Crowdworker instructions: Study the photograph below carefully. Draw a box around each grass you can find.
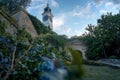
[82,65,120,80]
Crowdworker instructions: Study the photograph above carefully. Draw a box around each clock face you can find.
[43,15,48,21]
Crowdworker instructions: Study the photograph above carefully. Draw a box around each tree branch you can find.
[17,44,32,62]
[3,47,17,80]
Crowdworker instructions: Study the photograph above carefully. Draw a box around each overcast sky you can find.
[27,0,120,37]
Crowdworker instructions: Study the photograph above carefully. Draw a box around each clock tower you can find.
[42,4,53,30]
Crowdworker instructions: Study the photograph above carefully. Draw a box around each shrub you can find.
[108,56,118,59]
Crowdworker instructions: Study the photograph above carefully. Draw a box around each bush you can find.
[67,48,83,80]
[28,14,52,34]
[0,28,70,80]
[108,56,118,59]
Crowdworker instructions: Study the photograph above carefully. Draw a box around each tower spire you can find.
[47,3,49,7]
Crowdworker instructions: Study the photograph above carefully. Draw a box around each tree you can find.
[28,14,51,34]
[0,0,31,13]
[81,12,120,60]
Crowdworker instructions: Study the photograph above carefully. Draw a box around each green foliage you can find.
[81,12,120,60]
[67,48,83,80]
[0,30,31,80]
[0,9,83,80]
[28,14,52,34]
[38,33,68,49]
[108,56,118,59]
[0,19,7,35]
[0,19,70,79]
[0,30,39,79]
[0,0,31,13]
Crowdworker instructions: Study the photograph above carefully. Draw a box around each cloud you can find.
[27,0,59,19]
[105,2,120,10]
[105,0,120,7]
[73,3,96,18]
[27,0,59,12]
[27,0,59,15]
[73,3,91,17]
[53,14,65,30]
[104,0,120,11]
[74,25,86,36]
[74,22,79,25]
[31,0,59,7]
[27,4,46,11]
[109,0,120,4]
[51,0,59,7]
[53,24,72,37]
[52,2,97,37]
[66,28,71,33]
[99,9,108,14]
[52,13,73,37]
[108,0,120,10]
[93,0,120,7]
[73,5,83,16]
[31,0,45,2]
[93,0,103,4]
[74,30,83,36]
[105,1,113,7]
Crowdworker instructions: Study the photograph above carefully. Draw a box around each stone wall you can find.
[12,11,38,38]
[0,10,17,35]
[0,9,38,38]
[69,40,87,60]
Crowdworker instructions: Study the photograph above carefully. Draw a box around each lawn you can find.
[82,65,120,80]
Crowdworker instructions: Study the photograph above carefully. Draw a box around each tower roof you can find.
[42,4,53,17]
[44,3,51,12]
